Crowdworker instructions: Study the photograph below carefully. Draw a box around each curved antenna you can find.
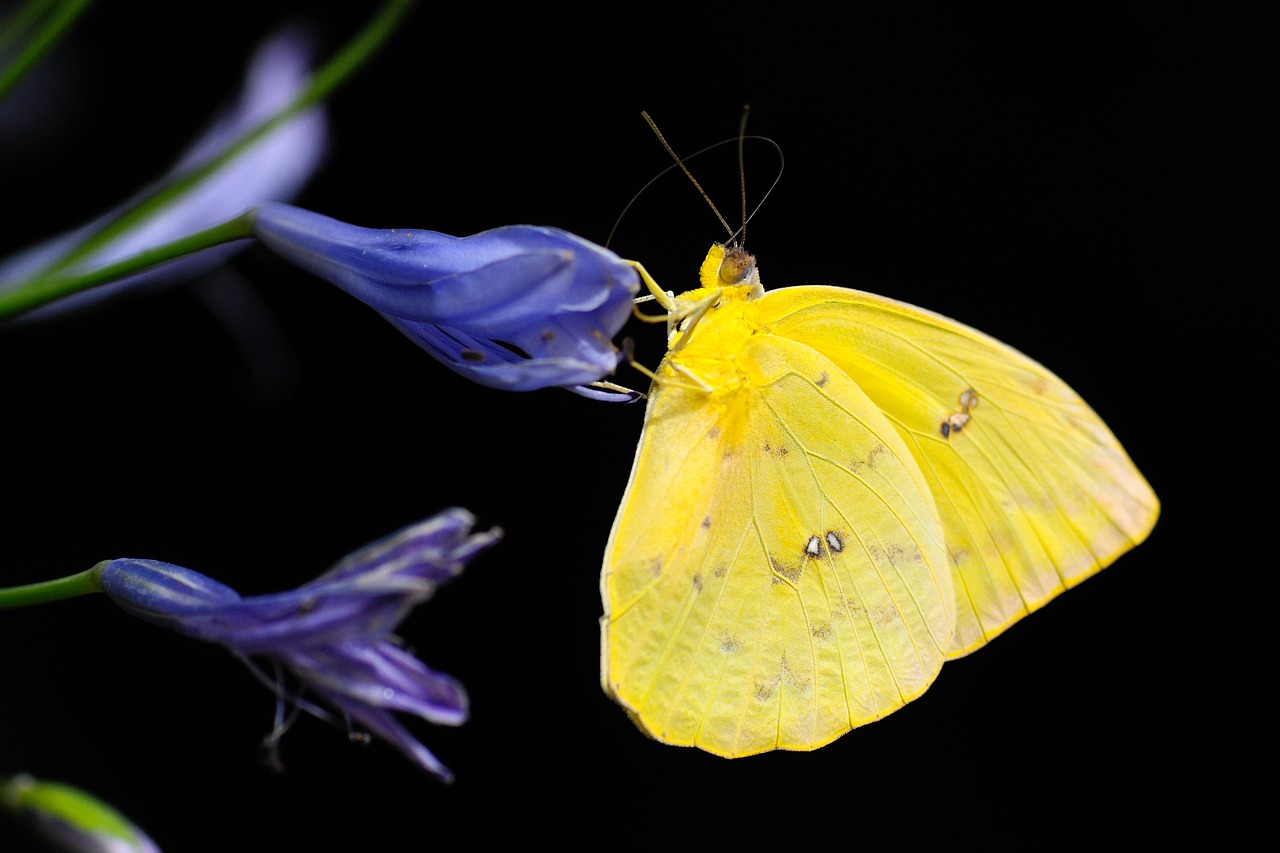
[737,105,750,248]
[640,111,735,238]
[605,127,785,250]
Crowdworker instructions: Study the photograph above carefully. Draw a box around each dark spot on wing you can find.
[868,542,924,569]
[762,441,789,458]
[460,350,486,362]
[701,516,712,530]
[941,413,969,438]
[851,444,888,473]
[770,554,802,583]
[872,604,900,625]
[941,388,979,440]
[816,371,829,387]
[753,653,809,701]
[692,573,703,592]
[779,653,811,692]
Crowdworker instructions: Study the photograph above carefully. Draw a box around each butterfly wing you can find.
[601,324,955,757]
[755,286,1159,655]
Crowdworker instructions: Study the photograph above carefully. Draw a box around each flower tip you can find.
[2,774,161,853]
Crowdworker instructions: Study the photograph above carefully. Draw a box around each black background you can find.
[1,3,1252,850]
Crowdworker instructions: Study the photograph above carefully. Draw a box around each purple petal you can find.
[252,205,636,331]
[318,508,501,586]
[178,586,421,652]
[288,641,468,724]
[0,27,329,316]
[324,694,458,782]
[388,317,626,392]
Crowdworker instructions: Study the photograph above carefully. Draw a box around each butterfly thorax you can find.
[656,245,767,399]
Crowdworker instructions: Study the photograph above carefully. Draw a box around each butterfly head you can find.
[698,243,763,299]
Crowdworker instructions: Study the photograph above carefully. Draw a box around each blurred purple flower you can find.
[250,203,641,400]
[94,508,501,783]
[0,26,329,317]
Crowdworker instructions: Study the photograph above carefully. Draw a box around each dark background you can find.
[1,3,1251,850]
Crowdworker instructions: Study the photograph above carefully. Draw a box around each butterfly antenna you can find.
[605,123,784,250]
[725,111,785,248]
[641,111,736,240]
[737,104,750,248]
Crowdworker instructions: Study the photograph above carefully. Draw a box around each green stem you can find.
[0,211,257,321]
[36,0,416,277]
[0,0,57,57]
[0,565,103,610]
[0,0,96,104]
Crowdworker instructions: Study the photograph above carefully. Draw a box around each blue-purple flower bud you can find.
[250,203,640,400]
[94,508,501,782]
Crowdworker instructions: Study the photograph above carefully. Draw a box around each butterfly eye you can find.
[718,245,757,285]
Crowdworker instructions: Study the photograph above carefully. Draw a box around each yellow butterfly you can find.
[600,241,1159,757]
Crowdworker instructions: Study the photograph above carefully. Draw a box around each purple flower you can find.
[94,508,501,782]
[250,203,641,400]
[0,27,329,317]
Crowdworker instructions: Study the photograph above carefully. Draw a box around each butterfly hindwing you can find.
[601,300,955,756]
[755,286,1160,654]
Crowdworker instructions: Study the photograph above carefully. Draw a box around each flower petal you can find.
[323,694,458,782]
[288,641,468,725]
[386,317,626,393]
[318,507,500,586]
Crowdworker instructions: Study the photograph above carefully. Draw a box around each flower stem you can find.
[0,0,96,105]
[0,211,257,321]
[34,0,418,278]
[0,564,103,610]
